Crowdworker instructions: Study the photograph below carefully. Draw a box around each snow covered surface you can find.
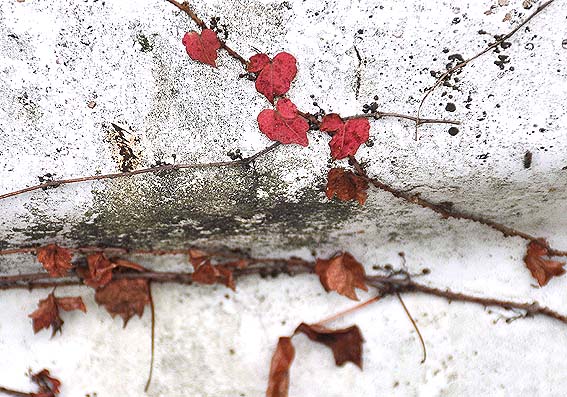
[0,0,566,396]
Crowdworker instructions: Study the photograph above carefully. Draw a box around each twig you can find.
[344,111,460,126]
[314,295,381,326]
[415,0,556,139]
[144,282,156,393]
[0,143,280,201]
[395,292,426,364]
[348,156,567,257]
[0,386,32,397]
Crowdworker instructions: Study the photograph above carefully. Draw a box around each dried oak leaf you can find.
[36,244,73,277]
[315,252,368,300]
[266,337,295,397]
[524,239,565,286]
[192,260,236,291]
[320,113,370,159]
[257,98,309,146]
[182,29,221,67]
[80,253,146,288]
[247,52,297,103]
[326,168,369,205]
[29,293,86,336]
[95,278,150,327]
[31,369,61,397]
[295,323,363,368]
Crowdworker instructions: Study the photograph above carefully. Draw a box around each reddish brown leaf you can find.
[29,293,86,336]
[36,244,73,277]
[524,239,566,286]
[326,168,369,205]
[257,98,309,146]
[192,260,236,291]
[81,254,146,288]
[266,337,295,397]
[295,323,363,368]
[188,249,209,267]
[247,52,297,103]
[320,113,370,159]
[182,29,221,67]
[95,278,150,327]
[31,369,61,397]
[315,252,368,300]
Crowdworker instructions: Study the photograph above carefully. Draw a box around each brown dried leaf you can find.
[81,254,146,288]
[36,244,73,277]
[188,249,209,267]
[266,337,295,397]
[524,239,565,286]
[192,260,235,291]
[315,252,368,300]
[31,368,61,397]
[295,323,364,368]
[29,293,86,336]
[326,168,369,205]
[95,278,150,327]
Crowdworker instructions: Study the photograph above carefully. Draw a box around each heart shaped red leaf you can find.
[320,114,370,159]
[248,52,297,103]
[182,29,221,67]
[257,98,309,146]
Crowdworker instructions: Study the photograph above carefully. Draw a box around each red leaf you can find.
[182,29,221,67]
[524,239,565,286]
[247,52,297,103]
[295,323,363,368]
[315,252,368,300]
[326,168,369,205]
[191,260,235,291]
[188,249,209,267]
[80,253,146,288]
[36,244,73,277]
[31,369,61,397]
[257,98,309,146]
[266,337,295,397]
[29,293,86,336]
[320,114,370,159]
[95,278,150,327]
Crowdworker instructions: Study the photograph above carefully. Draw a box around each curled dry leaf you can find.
[188,249,209,267]
[247,52,297,103]
[36,244,73,277]
[266,337,295,397]
[295,323,364,368]
[28,293,86,336]
[319,113,370,159]
[315,252,368,300]
[80,253,146,288]
[524,239,565,286]
[31,368,61,397]
[326,168,369,205]
[257,98,309,146]
[192,260,236,291]
[182,29,221,67]
[95,278,150,327]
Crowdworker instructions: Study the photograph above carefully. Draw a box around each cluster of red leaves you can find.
[524,239,566,286]
[266,322,364,397]
[326,168,369,205]
[315,252,368,300]
[28,292,86,336]
[189,249,242,290]
[30,369,61,397]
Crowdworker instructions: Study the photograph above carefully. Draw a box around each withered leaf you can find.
[36,244,73,277]
[80,253,146,288]
[188,249,209,267]
[192,260,235,291]
[524,239,565,286]
[95,278,150,327]
[315,252,368,300]
[295,323,364,368]
[29,293,86,336]
[326,168,369,205]
[31,368,61,397]
[266,337,295,397]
